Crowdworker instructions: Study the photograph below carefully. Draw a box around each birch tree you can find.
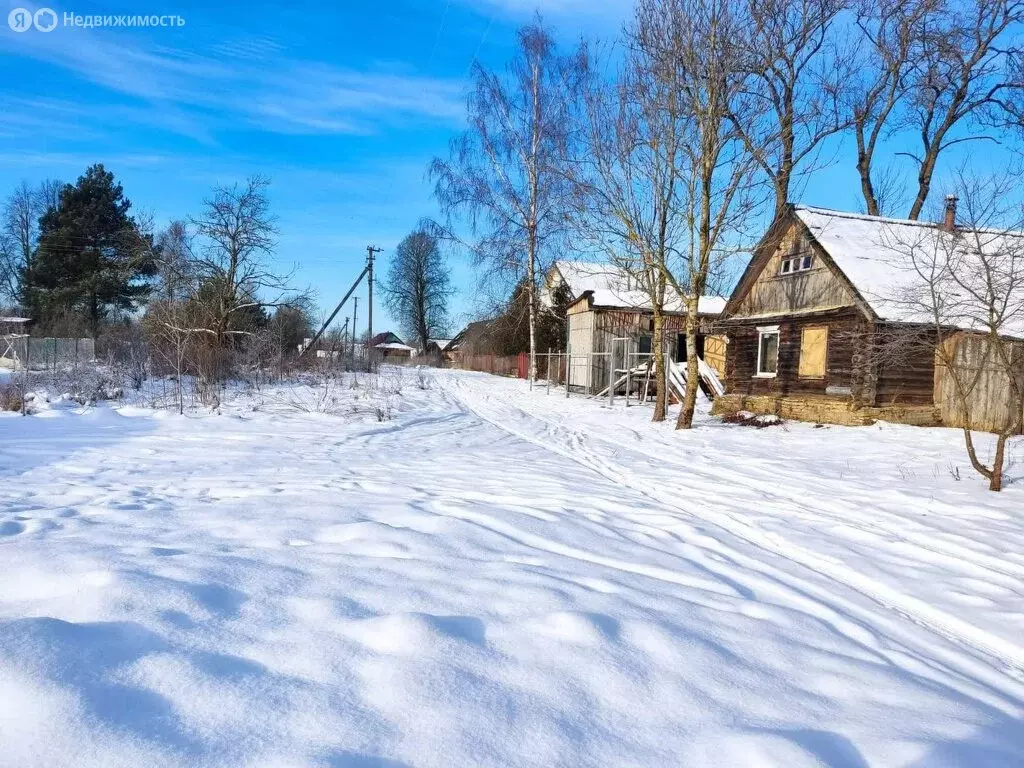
[431,18,574,382]
[566,42,689,421]
[637,0,764,429]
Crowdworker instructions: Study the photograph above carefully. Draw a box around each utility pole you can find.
[352,297,359,361]
[366,245,382,364]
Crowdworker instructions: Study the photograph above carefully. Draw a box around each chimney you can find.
[943,194,958,232]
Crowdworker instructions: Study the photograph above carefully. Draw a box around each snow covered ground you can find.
[0,368,1022,767]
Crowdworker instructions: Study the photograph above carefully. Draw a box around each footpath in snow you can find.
[0,368,1022,767]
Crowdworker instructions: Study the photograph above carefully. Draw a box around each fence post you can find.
[625,350,631,408]
[21,337,30,416]
[602,348,610,409]
[565,353,571,398]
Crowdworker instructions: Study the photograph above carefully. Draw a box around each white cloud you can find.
[1,29,467,138]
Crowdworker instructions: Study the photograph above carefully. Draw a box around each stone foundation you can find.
[712,393,942,428]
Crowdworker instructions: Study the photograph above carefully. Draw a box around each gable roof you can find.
[448,320,495,351]
[794,206,1024,338]
[428,338,453,351]
[551,260,727,316]
[368,331,403,347]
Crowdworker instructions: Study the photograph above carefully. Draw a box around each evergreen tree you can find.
[491,280,570,355]
[29,164,155,334]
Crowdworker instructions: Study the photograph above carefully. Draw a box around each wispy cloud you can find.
[1,28,467,139]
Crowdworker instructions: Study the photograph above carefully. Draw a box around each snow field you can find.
[0,368,1022,767]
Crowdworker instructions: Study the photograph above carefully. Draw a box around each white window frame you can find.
[779,253,813,275]
[755,325,780,378]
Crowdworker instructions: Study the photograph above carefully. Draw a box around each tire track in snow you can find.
[442,375,1024,707]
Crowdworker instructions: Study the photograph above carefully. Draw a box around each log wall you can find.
[723,309,873,401]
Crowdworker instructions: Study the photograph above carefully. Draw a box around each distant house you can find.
[552,261,728,394]
[425,338,454,362]
[369,331,416,361]
[447,320,498,359]
[715,202,1024,430]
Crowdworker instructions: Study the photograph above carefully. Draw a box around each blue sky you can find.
[0,0,1006,334]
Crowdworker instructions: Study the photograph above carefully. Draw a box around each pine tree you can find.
[29,164,155,334]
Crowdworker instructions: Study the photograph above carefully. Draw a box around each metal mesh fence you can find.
[1,337,95,371]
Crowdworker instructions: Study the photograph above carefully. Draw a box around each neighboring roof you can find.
[0,317,30,324]
[553,260,727,316]
[368,331,403,347]
[375,342,415,351]
[448,320,495,350]
[428,338,453,350]
[794,206,1024,338]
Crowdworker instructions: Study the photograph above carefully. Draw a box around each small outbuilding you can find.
[552,261,728,395]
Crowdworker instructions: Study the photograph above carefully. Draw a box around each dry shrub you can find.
[0,381,23,412]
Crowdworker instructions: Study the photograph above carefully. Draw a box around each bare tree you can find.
[566,41,689,421]
[381,222,452,353]
[637,0,765,429]
[735,0,849,218]
[190,176,291,380]
[882,174,1024,490]
[144,220,199,414]
[850,0,933,216]
[431,17,575,382]
[852,0,1023,219]
[0,179,61,306]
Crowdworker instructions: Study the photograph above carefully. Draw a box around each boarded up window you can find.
[799,327,828,378]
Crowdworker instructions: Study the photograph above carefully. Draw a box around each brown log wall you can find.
[724,309,872,400]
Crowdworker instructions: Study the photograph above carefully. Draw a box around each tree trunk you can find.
[652,311,666,422]
[676,297,700,430]
[989,432,1007,492]
[526,232,537,383]
[855,139,880,217]
[907,148,939,221]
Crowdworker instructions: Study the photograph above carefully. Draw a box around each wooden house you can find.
[555,261,728,394]
[369,331,416,361]
[715,203,1024,431]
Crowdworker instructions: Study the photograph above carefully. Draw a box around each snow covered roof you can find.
[795,206,1024,338]
[0,317,30,324]
[375,342,415,351]
[428,338,453,350]
[552,260,727,316]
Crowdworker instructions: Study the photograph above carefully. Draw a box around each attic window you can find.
[780,253,813,275]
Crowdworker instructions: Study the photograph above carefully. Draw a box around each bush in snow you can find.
[0,380,24,412]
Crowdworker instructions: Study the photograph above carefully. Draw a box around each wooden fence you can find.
[449,352,572,381]
[935,333,1024,434]
[449,352,526,378]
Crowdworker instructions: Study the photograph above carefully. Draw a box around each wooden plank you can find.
[798,327,827,378]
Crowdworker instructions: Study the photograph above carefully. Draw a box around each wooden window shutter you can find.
[799,327,827,378]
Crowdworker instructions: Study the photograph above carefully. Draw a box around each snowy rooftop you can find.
[796,206,1024,339]
[375,342,416,351]
[0,316,30,324]
[429,338,453,350]
[553,260,727,316]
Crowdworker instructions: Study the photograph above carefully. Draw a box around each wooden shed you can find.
[558,261,727,395]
